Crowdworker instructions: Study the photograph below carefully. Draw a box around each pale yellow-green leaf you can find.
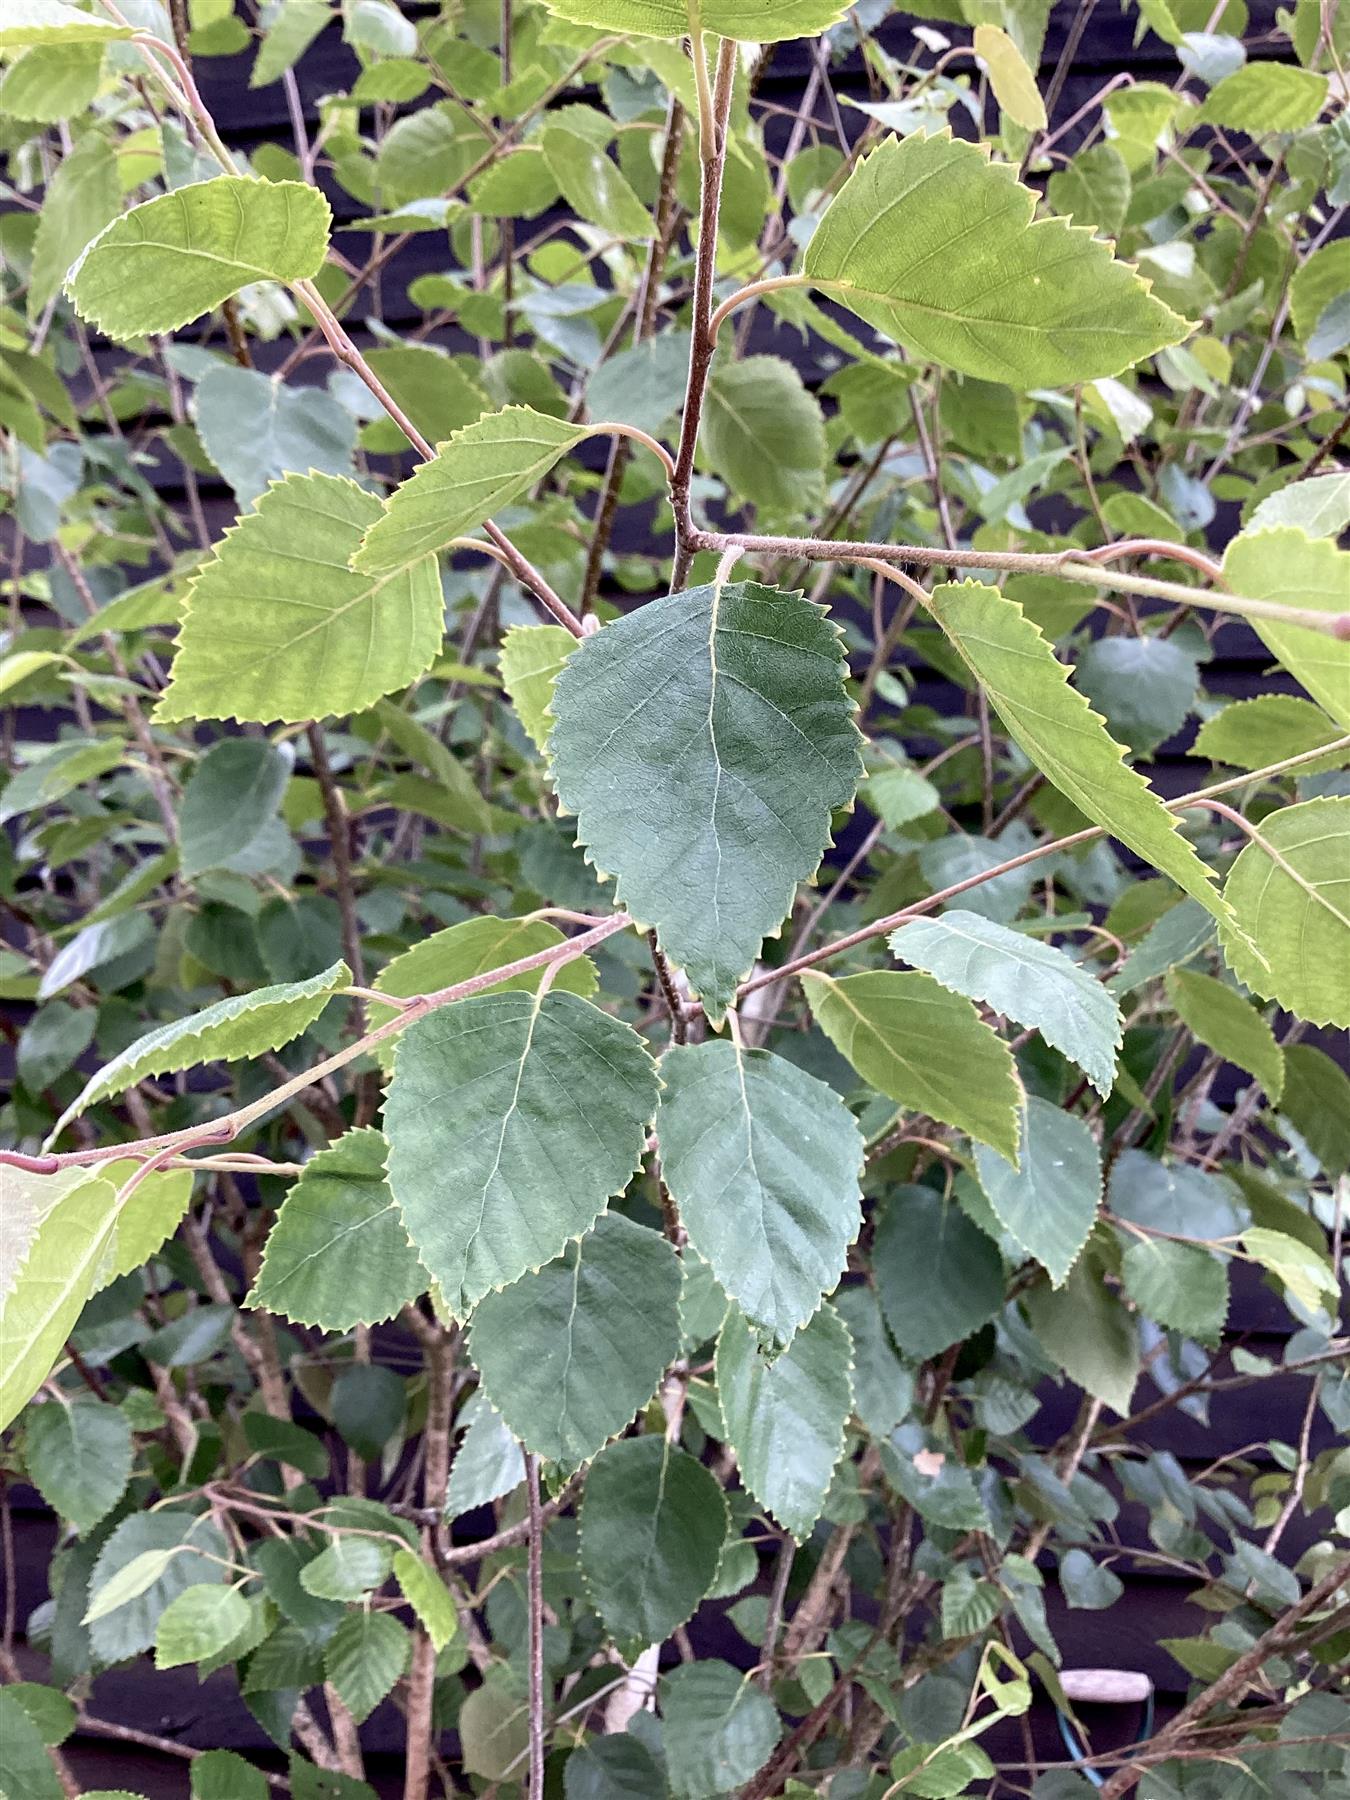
[352,406,590,578]
[802,133,1187,387]
[1242,1227,1338,1316]
[1222,527,1350,732]
[499,624,576,754]
[534,0,847,41]
[1166,967,1284,1101]
[974,24,1046,129]
[68,178,331,341]
[0,0,133,46]
[801,969,1023,1162]
[924,581,1234,930]
[1219,796,1350,1029]
[156,473,442,724]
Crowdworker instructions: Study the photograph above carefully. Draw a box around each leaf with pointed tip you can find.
[352,407,590,577]
[247,1129,428,1330]
[156,473,442,724]
[1192,694,1347,774]
[890,910,1121,1096]
[550,581,862,1020]
[1166,968,1284,1101]
[469,1213,681,1464]
[385,990,657,1314]
[1219,796,1350,1029]
[298,1537,393,1602]
[873,1184,1004,1361]
[802,133,1186,387]
[50,960,348,1141]
[801,969,1022,1162]
[657,1041,862,1352]
[29,130,120,317]
[324,1612,411,1724]
[499,624,577,754]
[1222,528,1350,733]
[580,1437,728,1652]
[22,1400,132,1535]
[925,582,1234,931]
[1,1169,114,1431]
[715,1301,852,1542]
[445,1396,524,1519]
[1196,61,1327,132]
[974,1097,1101,1286]
[68,177,330,340]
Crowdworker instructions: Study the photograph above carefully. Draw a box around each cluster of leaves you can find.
[1,0,1349,1796]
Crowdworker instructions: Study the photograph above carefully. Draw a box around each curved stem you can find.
[586,419,678,478]
[707,273,811,341]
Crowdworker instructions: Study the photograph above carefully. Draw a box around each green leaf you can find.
[499,624,577,754]
[51,959,348,1140]
[192,1750,270,1800]
[890,910,1121,1097]
[1166,967,1284,1100]
[393,1548,459,1653]
[445,1395,525,1519]
[564,1736,665,1799]
[0,737,126,826]
[802,132,1186,387]
[890,1743,995,1797]
[1223,528,1350,732]
[715,1301,852,1541]
[86,1512,229,1662]
[351,406,589,578]
[924,582,1232,930]
[195,365,356,508]
[369,913,598,1057]
[27,128,120,324]
[386,990,657,1313]
[22,1399,132,1534]
[0,1688,64,1800]
[298,1536,393,1602]
[872,1184,1004,1360]
[702,356,826,517]
[1196,60,1328,131]
[657,1040,863,1351]
[834,1285,915,1438]
[0,42,104,123]
[248,1129,427,1329]
[2,1685,75,1749]
[324,1612,411,1724]
[1280,1044,1350,1174]
[1219,796,1350,1028]
[663,1662,781,1798]
[1073,635,1198,757]
[0,0,133,45]
[1249,472,1350,539]
[1046,142,1132,239]
[1193,694,1347,773]
[536,0,846,39]
[68,177,331,340]
[801,969,1023,1162]
[156,473,442,724]
[974,23,1046,128]
[541,123,651,238]
[0,1167,126,1432]
[469,1213,681,1463]
[155,1585,251,1670]
[458,1678,529,1783]
[580,1436,729,1650]
[1024,1256,1139,1416]
[1242,1227,1338,1316]
[332,1364,406,1462]
[241,1413,330,1482]
[361,345,490,453]
[179,738,291,879]
[1059,1548,1124,1611]
[1121,1239,1228,1343]
[549,580,862,1020]
[974,1097,1101,1286]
